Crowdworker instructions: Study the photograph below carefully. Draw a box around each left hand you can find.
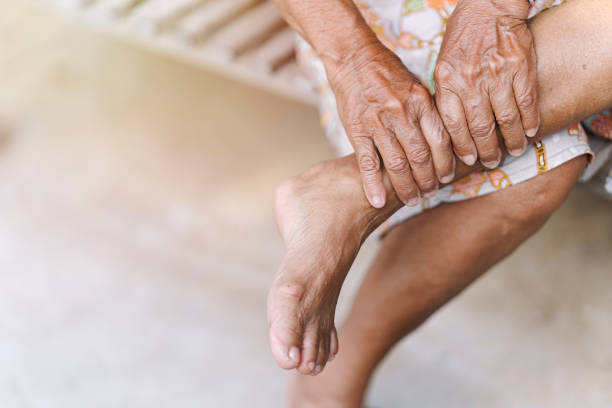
[434,0,539,168]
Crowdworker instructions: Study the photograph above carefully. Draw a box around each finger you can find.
[329,327,339,361]
[372,120,421,205]
[490,81,528,156]
[462,93,502,168]
[391,115,438,199]
[419,104,456,184]
[351,134,386,208]
[514,51,540,138]
[435,89,478,166]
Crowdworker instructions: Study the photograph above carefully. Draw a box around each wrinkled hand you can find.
[330,42,455,208]
[435,0,539,168]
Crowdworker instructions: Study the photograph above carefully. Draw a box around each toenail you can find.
[288,346,300,363]
[328,353,336,362]
[307,362,315,371]
[315,365,323,373]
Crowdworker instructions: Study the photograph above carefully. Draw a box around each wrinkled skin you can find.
[273,0,455,209]
[330,42,455,207]
[435,0,539,168]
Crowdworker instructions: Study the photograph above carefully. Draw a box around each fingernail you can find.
[440,173,455,184]
[424,189,438,198]
[509,146,526,157]
[407,197,421,207]
[307,362,315,371]
[482,159,500,169]
[371,195,385,208]
[288,347,300,363]
[461,154,477,166]
[526,128,538,137]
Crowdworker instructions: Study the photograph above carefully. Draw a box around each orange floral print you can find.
[487,169,513,190]
[451,172,488,198]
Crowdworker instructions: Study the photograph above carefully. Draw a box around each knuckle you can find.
[386,154,410,173]
[461,64,482,81]
[358,154,380,174]
[410,85,432,104]
[346,123,369,139]
[362,86,378,102]
[407,145,432,167]
[362,80,385,103]
[433,62,454,85]
[496,110,520,128]
[485,56,504,75]
[470,120,496,139]
[442,115,465,136]
[409,87,434,117]
[517,91,537,109]
[383,97,404,114]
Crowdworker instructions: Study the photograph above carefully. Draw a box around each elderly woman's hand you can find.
[435,0,538,168]
[330,41,455,207]
[273,0,455,207]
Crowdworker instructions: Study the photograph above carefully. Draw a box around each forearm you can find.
[530,0,612,138]
[272,0,380,80]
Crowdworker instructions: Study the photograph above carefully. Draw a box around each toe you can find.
[329,327,339,361]
[298,327,319,375]
[313,337,329,375]
[267,281,305,370]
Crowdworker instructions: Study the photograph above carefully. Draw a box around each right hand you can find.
[328,41,456,208]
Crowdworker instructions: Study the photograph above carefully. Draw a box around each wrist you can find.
[307,11,380,73]
[326,37,399,94]
[279,0,380,79]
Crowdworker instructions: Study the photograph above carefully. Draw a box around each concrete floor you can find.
[0,1,610,407]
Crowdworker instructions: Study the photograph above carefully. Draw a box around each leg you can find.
[268,0,612,373]
[288,155,587,407]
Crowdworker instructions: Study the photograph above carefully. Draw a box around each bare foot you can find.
[266,150,480,375]
[267,156,399,375]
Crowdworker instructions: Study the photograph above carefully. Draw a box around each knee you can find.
[502,188,563,230]
[493,156,587,232]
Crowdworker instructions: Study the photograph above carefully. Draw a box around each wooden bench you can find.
[41,0,318,105]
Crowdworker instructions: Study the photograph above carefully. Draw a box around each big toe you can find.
[267,281,305,370]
